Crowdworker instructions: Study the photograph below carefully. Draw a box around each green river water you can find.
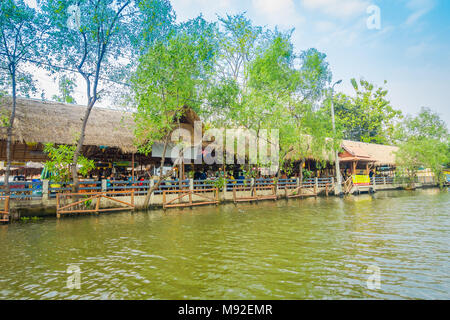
[0,188,449,299]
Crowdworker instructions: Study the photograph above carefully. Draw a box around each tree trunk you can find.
[143,134,171,208]
[71,100,95,192]
[299,159,304,185]
[4,68,16,195]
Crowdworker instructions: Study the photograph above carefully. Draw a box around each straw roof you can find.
[0,97,200,154]
[341,140,398,166]
[285,136,398,165]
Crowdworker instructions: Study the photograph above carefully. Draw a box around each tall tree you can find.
[394,107,449,188]
[132,18,217,208]
[204,13,263,126]
[332,79,402,144]
[284,48,335,178]
[0,0,46,192]
[44,0,174,191]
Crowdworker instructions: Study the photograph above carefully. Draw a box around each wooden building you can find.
[339,140,398,175]
[0,97,201,177]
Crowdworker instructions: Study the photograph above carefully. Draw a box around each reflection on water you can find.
[0,189,449,299]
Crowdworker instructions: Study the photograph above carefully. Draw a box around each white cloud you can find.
[301,0,369,19]
[252,0,303,27]
[314,20,336,33]
[24,0,38,9]
[171,0,237,22]
[404,0,436,26]
[404,41,435,59]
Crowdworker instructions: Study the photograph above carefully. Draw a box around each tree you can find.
[43,0,175,191]
[281,47,335,179]
[43,143,94,182]
[204,13,264,127]
[132,20,217,207]
[394,107,449,188]
[332,79,402,144]
[51,75,77,104]
[0,0,46,193]
[207,14,336,178]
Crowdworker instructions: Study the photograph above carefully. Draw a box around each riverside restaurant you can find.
[0,98,438,221]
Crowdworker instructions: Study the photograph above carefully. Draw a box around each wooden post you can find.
[163,190,166,210]
[56,194,60,219]
[314,177,318,194]
[95,195,100,213]
[150,179,155,205]
[43,179,49,200]
[251,178,255,198]
[132,152,135,181]
[5,196,9,218]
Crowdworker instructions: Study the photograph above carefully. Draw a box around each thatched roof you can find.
[0,97,200,154]
[341,140,398,166]
[284,136,398,165]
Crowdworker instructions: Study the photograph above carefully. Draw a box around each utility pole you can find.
[331,80,343,196]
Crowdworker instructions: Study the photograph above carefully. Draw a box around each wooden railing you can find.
[162,188,219,209]
[343,176,353,194]
[56,191,135,218]
[232,185,277,203]
[0,196,10,223]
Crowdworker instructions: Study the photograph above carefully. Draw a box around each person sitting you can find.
[194,170,202,180]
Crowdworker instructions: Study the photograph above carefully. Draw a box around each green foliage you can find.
[51,75,77,104]
[332,79,402,144]
[302,168,313,180]
[0,0,44,94]
[394,108,449,187]
[0,109,9,127]
[213,176,226,190]
[43,0,176,98]
[132,20,217,155]
[43,143,95,182]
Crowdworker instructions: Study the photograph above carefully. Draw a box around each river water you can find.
[0,189,449,299]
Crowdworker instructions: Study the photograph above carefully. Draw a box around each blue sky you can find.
[171,0,450,126]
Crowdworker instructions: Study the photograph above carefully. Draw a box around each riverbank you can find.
[5,181,440,220]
